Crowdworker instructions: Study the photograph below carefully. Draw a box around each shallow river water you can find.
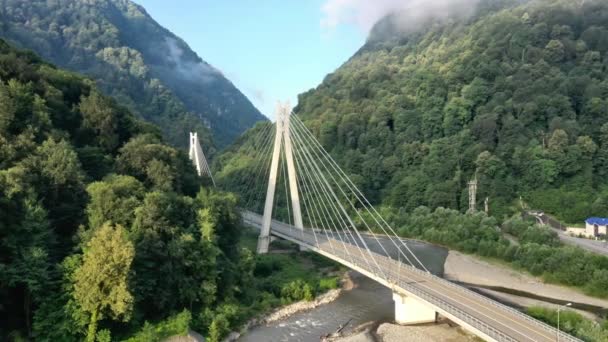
[238,238,448,342]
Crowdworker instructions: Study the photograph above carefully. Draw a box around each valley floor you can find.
[330,250,608,342]
[444,251,608,317]
[331,322,479,342]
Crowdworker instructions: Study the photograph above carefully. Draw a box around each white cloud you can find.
[321,0,482,34]
[165,37,221,83]
[250,88,266,105]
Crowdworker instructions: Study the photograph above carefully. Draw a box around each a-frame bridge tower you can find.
[257,102,303,253]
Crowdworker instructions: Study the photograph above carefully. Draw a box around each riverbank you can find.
[329,321,479,342]
[263,287,343,324]
[444,250,608,316]
[224,271,353,341]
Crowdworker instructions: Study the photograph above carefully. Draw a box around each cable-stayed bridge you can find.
[189,132,215,186]
[197,103,581,342]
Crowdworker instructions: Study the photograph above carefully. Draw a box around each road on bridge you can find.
[243,211,581,342]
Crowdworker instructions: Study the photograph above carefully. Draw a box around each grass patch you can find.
[235,227,343,323]
[526,306,608,341]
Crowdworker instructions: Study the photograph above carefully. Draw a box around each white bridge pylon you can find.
[189,132,215,186]
[257,102,303,254]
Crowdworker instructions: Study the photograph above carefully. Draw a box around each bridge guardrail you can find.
[242,212,581,342]
[322,243,520,342]
[377,254,581,342]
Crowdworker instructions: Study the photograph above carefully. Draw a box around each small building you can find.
[585,217,608,237]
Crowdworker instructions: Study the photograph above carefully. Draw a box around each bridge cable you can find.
[289,117,413,269]
[289,121,370,265]
[245,123,276,212]
[291,115,429,273]
[292,115,426,272]
[289,119,394,262]
[290,128,364,266]
[291,131,362,259]
[238,122,273,208]
[291,125,387,278]
[280,146,292,226]
[290,122,388,278]
[295,159,332,252]
[291,152,322,249]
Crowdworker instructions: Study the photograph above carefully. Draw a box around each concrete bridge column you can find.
[393,292,437,325]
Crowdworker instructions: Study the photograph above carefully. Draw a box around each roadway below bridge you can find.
[527,212,608,256]
[242,211,581,342]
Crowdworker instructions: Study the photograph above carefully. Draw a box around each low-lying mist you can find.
[322,0,483,35]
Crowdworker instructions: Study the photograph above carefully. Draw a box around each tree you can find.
[85,175,145,231]
[79,91,119,151]
[1,199,53,336]
[73,224,134,342]
[545,39,566,63]
[117,134,200,194]
[33,138,87,238]
[0,80,16,134]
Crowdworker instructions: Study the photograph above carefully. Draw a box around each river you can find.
[238,238,448,342]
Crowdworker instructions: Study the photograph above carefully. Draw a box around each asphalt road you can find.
[553,228,608,256]
[528,212,608,256]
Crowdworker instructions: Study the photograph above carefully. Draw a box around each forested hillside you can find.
[287,0,608,223]
[0,0,266,150]
[0,40,340,342]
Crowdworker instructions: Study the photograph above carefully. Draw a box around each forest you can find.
[212,2,608,339]
[0,0,266,149]
[379,206,608,340]
[0,39,336,341]
[285,0,608,224]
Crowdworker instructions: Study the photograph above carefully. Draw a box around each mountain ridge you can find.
[219,0,608,224]
[0,0,267,150]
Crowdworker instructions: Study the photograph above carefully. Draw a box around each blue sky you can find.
[134,0,368,120]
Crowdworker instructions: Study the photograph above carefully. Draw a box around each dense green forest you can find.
[285,0,608,223]
[382,206,608,298]
[213,0,608,328]
[0,0,266,149]
[377,206,608,340]
[0,40,336,341]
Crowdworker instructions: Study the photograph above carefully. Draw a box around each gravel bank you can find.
[475,287,599,320]
[263,287,343,324]
[223,272,353,341]
[376,323,477,342]
[331,331,375,342]
[329,321,477,342]
[444,250,608,309]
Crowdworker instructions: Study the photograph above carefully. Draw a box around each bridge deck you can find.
[243,211,580,342]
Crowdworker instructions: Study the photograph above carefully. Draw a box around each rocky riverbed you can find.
[225,272,353,341]
[235,241,608,341]
[327,321,479,342]
[444,250,608,318]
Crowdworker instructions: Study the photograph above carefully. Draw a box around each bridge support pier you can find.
[393,292,437,325]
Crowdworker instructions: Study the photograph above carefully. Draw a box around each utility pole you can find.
[468,179,477,213]
[557,302,572,342]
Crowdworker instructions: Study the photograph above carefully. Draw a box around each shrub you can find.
[125,310,191,342]
[318,277,340,291]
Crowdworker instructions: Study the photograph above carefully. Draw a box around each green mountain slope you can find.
[0,38,237,340]
[219,0,608,223]
[0,39,339,342]
[0,0,266,150]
